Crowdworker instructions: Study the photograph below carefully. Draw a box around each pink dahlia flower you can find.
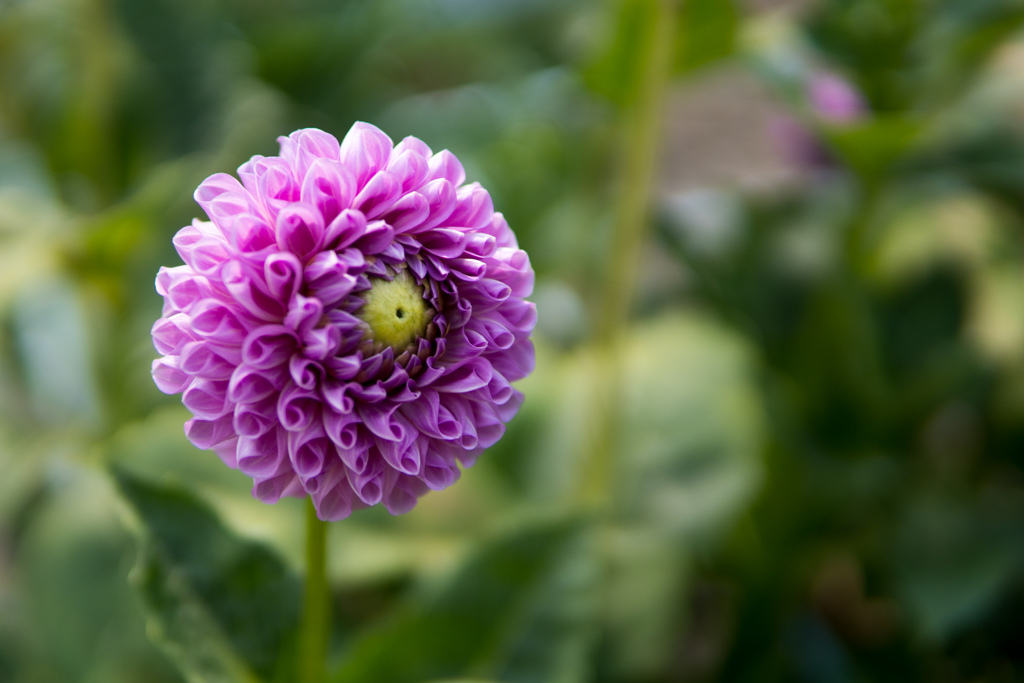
[151,124,535,520]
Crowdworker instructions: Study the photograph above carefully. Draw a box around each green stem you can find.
[580,0,678,508]
[298,499,329,683]
[598,0,677,344]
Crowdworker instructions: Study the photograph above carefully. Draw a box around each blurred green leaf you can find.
[113,468,301,683]
[893,493,1024,643]
[13,463,182,683]
[584,0,658,106]
[824,116,922,181]
[586,0,738,106]
[334,518,597,683]
[917,0,1024,106]
[675,0,738,73]
[621,313,764,542]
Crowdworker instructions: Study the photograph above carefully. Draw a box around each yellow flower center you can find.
[357,270,432,352]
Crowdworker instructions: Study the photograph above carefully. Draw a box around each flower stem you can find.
[298,499,329,683]
[598,0,678,345]
[581,0,678,508]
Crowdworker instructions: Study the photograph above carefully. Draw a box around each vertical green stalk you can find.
[598,0,678,344]
[298,499,329,683]
[580,0,678,507]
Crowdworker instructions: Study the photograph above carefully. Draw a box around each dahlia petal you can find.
[493,298,538,336]
[496,388,525,423]
[416,178,458,232]
[182,378,231,420]
[283,128,342,181]
[322,378,354,414]
[485,212,519,249]
[222,260,286,321]
[242,325,299,369]
[421,449,458,490]
[380,241,405,263]
[152,314,194,355]
[183,241,231,279]
[290,354,324,390]
[237,428,288,478]
[228,365,282,404]
[354,170,402,219]
[340,122,393,189]
[301,158,355,225]
[179,341,236,380]
[415,355,447,387]
[185,219,227,244]
[489,247,534,296]
[487,338,535,382]
[339,435,372,474]
[152,357,191,394]
[278,129,342,178]
[468,276,512,303]
[470,401,507,448]
[233,396,278,438]
[185,415,236,450]
[325,353,362,381]
[448,258,487,281]
[158,266,213,312]
[285,295,324,337]
[400,390,461,440]
[194,173,257,223]
[277,384,321,432]
[381,363,410,392]
[264,252,303,302]
[276,203,325,261]
[288,425,330,480]
[324,209,368,250]
[225,214,276,253]
[386,148,429,193]
[448,183,494,230]
[446,398,478,450]
[353,220,394,255]
[418,227,467,259]
[484,370,513,405]
[447,298,472,330]
[256,157,301,218]
[348,380,388,403]
[299,127,341,156]
[443,325,488,363]
[382,471,425,515]
[352,456,386,506]
[469,317,515,351]
[305,251,358,307]
[433,357,493,394]
[253,468,303,505]
[426,150,465,187]
[464,232,497,259]
[212,437,239,468]
[301,324,342,361]
[457,447,483,468]
[376,415,420,474]
[237,155,264,198]
[189,298,251,345]
[357,402,403,442]
[390,379,422,403]
[384,192,430,233]
[311,468,356,521]
[393,135,432,161]
[323,408,360,449]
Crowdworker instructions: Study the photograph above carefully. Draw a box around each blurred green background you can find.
[2,0,1024,681]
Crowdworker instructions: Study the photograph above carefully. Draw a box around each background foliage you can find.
[1,0,1023,681]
